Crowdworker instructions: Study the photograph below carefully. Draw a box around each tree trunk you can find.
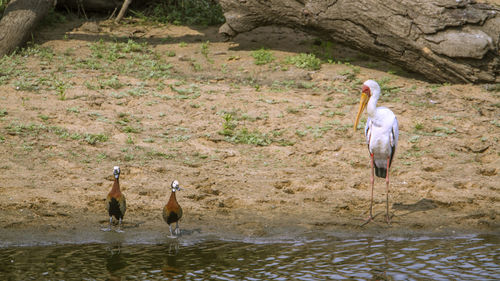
[115,0,132,23]
[0,0,55,57]
[218,0,499,83]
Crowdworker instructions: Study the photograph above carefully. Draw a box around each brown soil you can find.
[0,18,499,244]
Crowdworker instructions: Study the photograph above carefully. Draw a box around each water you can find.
[0,235,499,280]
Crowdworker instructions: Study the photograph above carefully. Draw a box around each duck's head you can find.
[113,166,121,179]
[171,180,182,192]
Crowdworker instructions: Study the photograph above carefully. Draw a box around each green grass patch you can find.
[251,48,275,65]
[81,39,172,80]
[285,53,321,70]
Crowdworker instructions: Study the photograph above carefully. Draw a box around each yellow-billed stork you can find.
[354,80,399,225]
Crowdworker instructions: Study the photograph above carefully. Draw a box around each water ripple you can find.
[0,235,499,280]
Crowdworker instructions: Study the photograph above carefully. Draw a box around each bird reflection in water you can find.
[106,243,127,281]
[162,239,183,278]
[364,238,391,280]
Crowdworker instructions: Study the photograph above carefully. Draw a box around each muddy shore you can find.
[0,19,498,247]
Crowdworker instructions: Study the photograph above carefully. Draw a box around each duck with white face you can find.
[102,166,126,232]
[163,180,183,238]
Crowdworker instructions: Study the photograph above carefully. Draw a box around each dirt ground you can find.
[0,18,498,245]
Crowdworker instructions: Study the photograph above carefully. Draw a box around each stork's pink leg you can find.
[385,157,391,224]
[361,153,375,226]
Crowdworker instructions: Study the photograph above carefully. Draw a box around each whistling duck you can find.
[163,180,183,237]
[103,166,127,232]
[354,80,399,225]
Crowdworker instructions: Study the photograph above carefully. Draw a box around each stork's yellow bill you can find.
[354,92,369,131]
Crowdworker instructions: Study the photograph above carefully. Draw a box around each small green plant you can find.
[166,50,176,57]
[100,76,124,90]
[296,130,307,137]
[70,133,82,140]
[231,128,272,146]
[14,77,39,92]
[409,135,420,143]
[311,39,336,61]
[219,113,236,136]
[38,115,49,122]
[179,42,188,47]
[123,126,141,134]
[251,48,275,65]
[376,77,401,96]
[490,120,500,128]
[299,81,316,89]
[124,154,135,161]
[200,41,212,63]
[414,123,424,131]
[191,61,203,71]
[67,107,80,114]
[84,133,108,145]
[285,53,321,70]
[432,127,456,136]
[126,135,134,144]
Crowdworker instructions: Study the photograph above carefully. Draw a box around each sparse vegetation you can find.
[218,113,287,146]
[0,10,496,237]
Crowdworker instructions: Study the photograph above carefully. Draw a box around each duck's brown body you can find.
[163,191,182,226]
[106,177,126,222]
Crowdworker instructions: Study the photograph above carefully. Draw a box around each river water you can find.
[0,234,498,280]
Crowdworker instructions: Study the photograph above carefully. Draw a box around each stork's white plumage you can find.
[354,80,399,225]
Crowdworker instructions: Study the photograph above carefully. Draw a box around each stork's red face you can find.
[354,85,371,131]
[362,85,371,97]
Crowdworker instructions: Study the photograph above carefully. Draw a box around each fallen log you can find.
[0,0,56,57]
[218,0,500,83]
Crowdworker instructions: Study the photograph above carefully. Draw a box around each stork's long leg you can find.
[370,153,375,219]
[385,157,391,225]
[361,153,375,226]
